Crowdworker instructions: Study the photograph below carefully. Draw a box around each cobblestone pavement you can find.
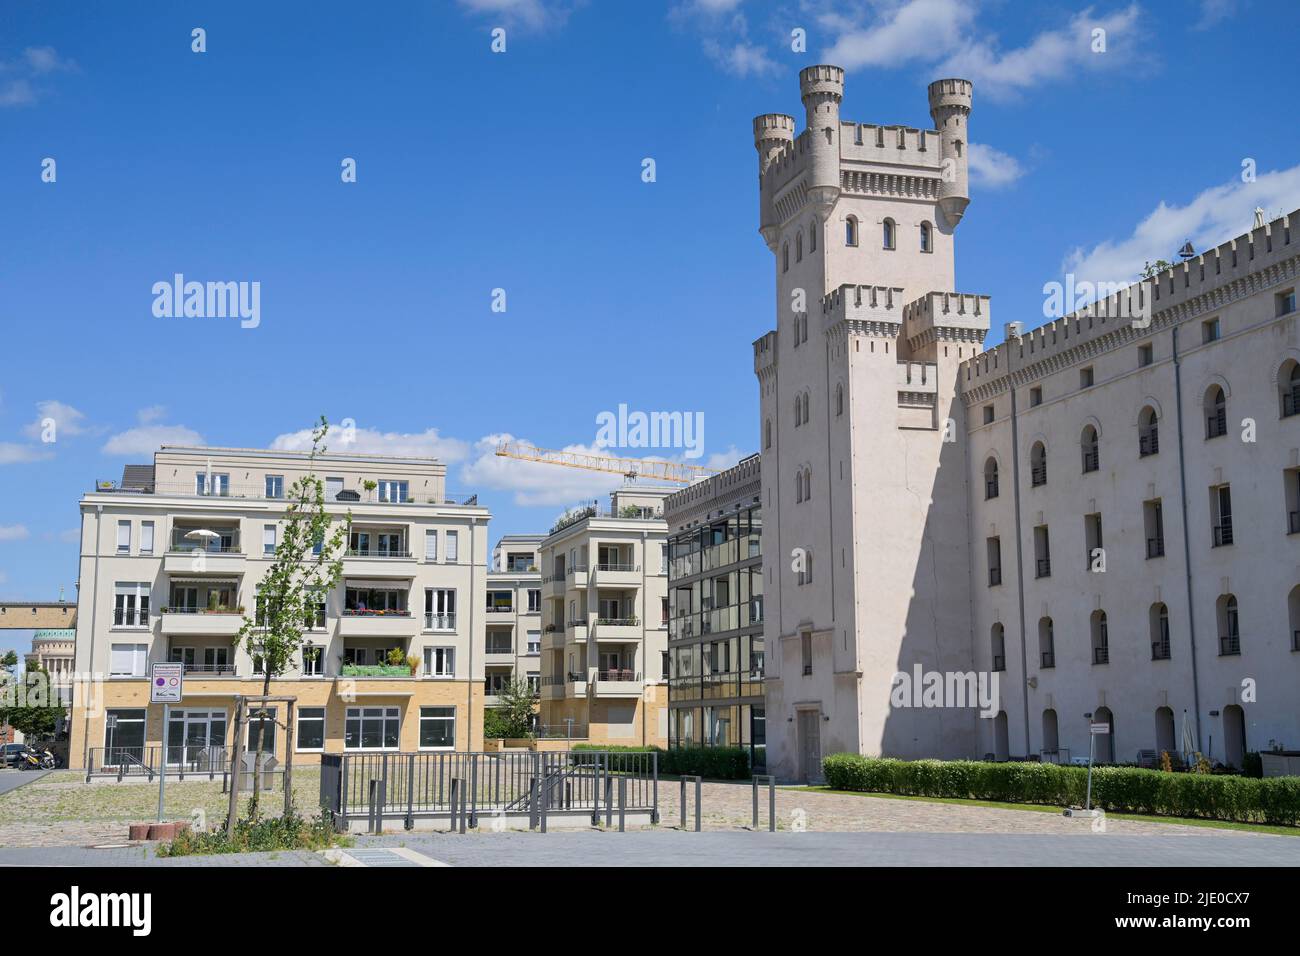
[654,781,1247,836]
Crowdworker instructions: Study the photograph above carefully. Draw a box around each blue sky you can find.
[3,0,1300,658]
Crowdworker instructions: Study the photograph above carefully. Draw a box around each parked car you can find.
[2,743,29,768]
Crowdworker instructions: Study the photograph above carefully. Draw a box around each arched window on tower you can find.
[1081,425,1099,473]
[796,232,803,262]
[1205,385,1227,439]
[764,418,772,449]
[835,383,844,417]
[809,220,818,253]
[803,468,812,502]
[1139,407,1159,456]
[782,242,789,273]
[920,221,932,254]
[882,218,896,250]
[845,217,858,247]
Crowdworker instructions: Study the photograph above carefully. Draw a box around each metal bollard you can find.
[459,778,468,834]
[449,777,460,834]
[618,776,626,832]
[604,774,613,828]
[752,775,776,832]
[680,775,702,832]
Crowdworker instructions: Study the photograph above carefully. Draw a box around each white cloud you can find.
[671,1,778,78]
[0,45,75,107]
[822,0,975,70]
[23,400,88,440]
[818,2,1143,100]
[0,443,52,465]
[455,0,578,30]
[968,142,1024,189]
[941,4,1142,100]
[22,46,76,74]
[269,425,471,463]
[1062,164,1300,290]
[1194,0,1237,30]
[0,525,29,541]
[102,424,204,456]
[136,405,166,425]
[701,38,778,78]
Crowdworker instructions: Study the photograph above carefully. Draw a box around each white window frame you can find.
[418,706,456,751]
[113,582,151,629]
[424,646,455,678]
[424,529,438,561]
[445,530,459,563]
[265,474,285,499]
[109,643,149,677]
[140,521,154,555]
[345,706,401,751]
[526,630,541,655]
[116,520,131,554]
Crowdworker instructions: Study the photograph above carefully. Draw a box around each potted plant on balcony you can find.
[406,654,419,676]
[363,479,377,502]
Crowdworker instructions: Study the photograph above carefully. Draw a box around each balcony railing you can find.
[345,548,412,559]
[424,613,456,630]
[1030,465,1047,487]
[1082,450,1099,473]
[1146,537,1165,559]
[1284,389,1300,418]
[1092,646,1109,665]
[597,670,640,682]
[342,608,411,617]
[595,617,638,627]
[1290,511,1300,535]
[988,567,1001,587]
[161,606,244,615]
[1040,650,1055,668]
[1293,630,1300,652]
[1151,641,1171,661]
[1035,558,1051,578]
[985,479,998,499]
[173,662,237,676]
[484,643,513,656]
[991,655,1005,672]
[1213,522,1234,547]
[596,563,639,572]
[1219,634,1241,656]
[485,606,515,614]
[1139,431,1159,457]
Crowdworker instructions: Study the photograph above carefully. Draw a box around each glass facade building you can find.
[664,455,765,769]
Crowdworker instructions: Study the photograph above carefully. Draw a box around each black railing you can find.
[988,567,1001,587]
[1213,522,1234,547]
[1290,511,1300,535]
[1139,431,1159,456]
[1293,630,1300,652]
[985,479,999,499]
[991,655,1005,672]
[1082,450,1099,473]
[1152,641,1171,660]
[1040,651,1055,669]
[320,750,659,831]
[1220,634,1241,656]
[1031,464,1047,487]
[1284,389,1300,418]
[1146,537,1165,559]
[1035,558,1051,578]
[1093,646,1109,665]
[1207,410,1227,439]
[596,670,642,682]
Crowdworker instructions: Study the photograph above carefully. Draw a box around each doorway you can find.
[797,709,822,783]
[1223,704,1246,768]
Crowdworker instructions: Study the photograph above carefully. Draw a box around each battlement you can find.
[904,291,992,348]
[822,283,907,335]
[840,123,941,169]
[753,330,779,376]
[959,209,1300,396]
[927,78,973,113]
[799,64,845,100]
[896,360,939,393]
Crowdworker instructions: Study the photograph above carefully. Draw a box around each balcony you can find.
[594,618,640,641]
[1207,410,1227,439]
[542,573,568,598]
[484,637,514,664]
[566,620,589,643]
[1139,431,1159,457]
[594,671,643,697]
[344,548,416,577]
[592,563,641,587]
[1213,522,1234,547]
[985,479,999,500]
[159,607,245,637]
[1147,537,1165,559]
[1219,634,1241,656]
[163,545,245,576]
[1030,465,1047,487]
[565,566,590,590]
[1035,558,1051,579]
[423,612,456,632]
[1092,646,1110,665]
[991,655,1005,672]
[1152,641,1171,661]
[1081,449,1099,473]
[1040,651,1055,669]
[338,610,418,637]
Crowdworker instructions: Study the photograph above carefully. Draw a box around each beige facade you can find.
[537,488,671,746]
[68,445,489,769]
[484,535,543,710]
[753,64,1300,780]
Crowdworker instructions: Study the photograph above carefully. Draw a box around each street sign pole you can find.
[157,702,168,822]
[1085,729,1095,812]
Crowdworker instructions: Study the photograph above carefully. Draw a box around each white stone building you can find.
[752,65,1300,780]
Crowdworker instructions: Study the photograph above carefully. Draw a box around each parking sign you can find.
[150,662,184,704]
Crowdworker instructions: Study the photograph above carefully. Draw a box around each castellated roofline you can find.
[960,208,1300,399]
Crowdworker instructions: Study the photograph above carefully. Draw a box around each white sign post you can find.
[151,663,184,822]
[1085,722,1110,812]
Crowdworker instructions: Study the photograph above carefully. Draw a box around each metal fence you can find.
[319,750,659,831]
[85,745,232,782]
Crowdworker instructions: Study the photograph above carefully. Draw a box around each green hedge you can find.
[571,745,751,780]
[820,754,1300,826]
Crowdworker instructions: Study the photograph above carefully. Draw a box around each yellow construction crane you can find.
[494,440,718,485]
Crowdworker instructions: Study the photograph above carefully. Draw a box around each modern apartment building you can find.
[68,445,489,770]
[751,64,1300,780]
[484,535,543,715]
[537,488,671,746]
[664,455,765,768]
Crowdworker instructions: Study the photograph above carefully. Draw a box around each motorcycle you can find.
[18,746,57,771]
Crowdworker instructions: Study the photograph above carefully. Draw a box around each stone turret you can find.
[927,78,973,226]
[799,64,844,211]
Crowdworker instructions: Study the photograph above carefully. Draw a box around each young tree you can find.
[484,678,538,739]
[236,416,350,818]
[0,661,63,742]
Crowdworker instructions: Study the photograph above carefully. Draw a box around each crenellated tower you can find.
[751,67,990,781]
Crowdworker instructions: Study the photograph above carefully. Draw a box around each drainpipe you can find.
[1007,390,1032,755]
[468,517,478,752]
[1171,325,1205,751]
[79,504,102,769]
